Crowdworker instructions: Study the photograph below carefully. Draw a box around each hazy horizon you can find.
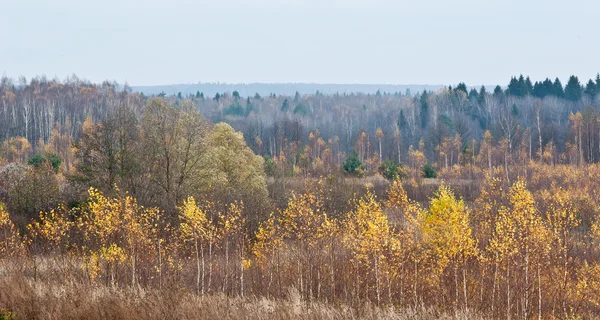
[2,0,600,86]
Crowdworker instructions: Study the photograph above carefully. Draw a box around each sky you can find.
[1,0,599,87]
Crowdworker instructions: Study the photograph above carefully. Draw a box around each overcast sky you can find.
[1,0,599,86]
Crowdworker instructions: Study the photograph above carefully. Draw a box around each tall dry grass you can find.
[0,273,487,320]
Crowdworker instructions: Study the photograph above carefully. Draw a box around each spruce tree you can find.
[553,78,564,98]
[585,79,597,97]
[419,91,430,129]
[564,75,582,101]
[281,98,290,112]
[525,76,533,95]
[493,85,503,96]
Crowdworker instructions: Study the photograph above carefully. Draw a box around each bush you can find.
[343,150,365,177]
[28,152,61,172]
[422,163,437,178]
[0,309,15,320]
[378,160,407,181]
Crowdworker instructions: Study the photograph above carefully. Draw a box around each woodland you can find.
[1,74,600,319]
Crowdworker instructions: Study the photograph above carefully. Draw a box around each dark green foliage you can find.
[245,97,254,115]
[478,86,487,105]
[294,91,301,103]
[378,160,407,181]
[422,163,437,178]
[507,75,532,97]
[565,75,582,101]
[511,103,519,117]
[254,92,261,99]
[507,77,520,96]
[533,79,555,98]
[343,150,365,176]
[585,79,597,97]
[398,110,408,130]
[293,104,309,116]
[493,85,503,96]
[28,152,61,172]
[263,156,281,177]
[281,98,290,112]
[214,93,221,101]
[439,114,454,131]
[223,102,245,117]
[524,76,533,95]
[419,91,429,129]
[553,78,564,98]
[0,309,15,320]
[455,83,468,95]
[468,88,478,100]
[232,91,240,99]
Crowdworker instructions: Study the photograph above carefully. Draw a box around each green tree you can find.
[343,150,365,176]
[564,75,582,101]
[553,78,564,98]
[420,91,430,129]
[378,160,406,181]
[28,152,61,172]
[200,123,269,223]
[281,98,290,112]
[422,163,436,178]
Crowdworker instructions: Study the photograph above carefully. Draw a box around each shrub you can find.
[378,160,408,181]
[422,163,437,178]
[343,150,365,177]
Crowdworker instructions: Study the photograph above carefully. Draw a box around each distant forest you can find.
[1,73,600,176]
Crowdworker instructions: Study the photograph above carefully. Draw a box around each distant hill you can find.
[131,83,447,97]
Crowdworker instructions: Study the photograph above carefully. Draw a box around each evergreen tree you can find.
[507,76,520,96]
[553,78,564,98]
[398,110,408,130]
[493,85,504,96]
[468,88,479,100]
[245,97,254,116]
[293,104,309,116]
[584,79,597,97]
[525,76,533,95]
[232,91,240,99]
[281,98,290,112]
[564,75,582,101]
[293,91,301,103]
[455,82,468,95]
[420,91,430,129]
[478,85,487,105]
[343,150,365,176]
[533,81,544,98]
[537,78,554,98]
